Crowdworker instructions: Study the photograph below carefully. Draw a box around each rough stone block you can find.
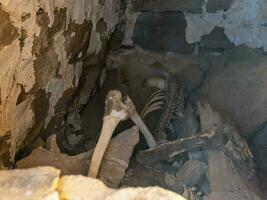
[139,0,204,13]
[201,27,234,49]
[173,160,208,192]
[206,0,233,13]
[202,46,267,136]
[0,167,60,200]
[133,12,195,54]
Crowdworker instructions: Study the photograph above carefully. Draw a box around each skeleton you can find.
[141,75,185,142]
[88,90,157,178]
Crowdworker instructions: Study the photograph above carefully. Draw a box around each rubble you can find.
[17,127,139,188]
[173,160,208,192]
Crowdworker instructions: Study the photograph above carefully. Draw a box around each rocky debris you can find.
[202,45,267,137]
[16,147,92,176]
[133,12,195,54]
[139,0,204,13]
[0,166,186,200]
[200,27,234,49]
[0,167,60,200]
[17,128,139,188]
[173,160,208,192]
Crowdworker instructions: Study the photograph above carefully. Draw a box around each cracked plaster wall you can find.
[185,0,267,51]
[0,0,120,167]
[121,0,267,52]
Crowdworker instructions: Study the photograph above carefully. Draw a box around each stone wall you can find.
[115,0,267,53]
[0,0,120,168]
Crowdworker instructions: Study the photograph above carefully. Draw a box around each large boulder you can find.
[202,46,267,137]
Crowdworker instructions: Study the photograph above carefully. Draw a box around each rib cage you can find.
[141,76,184,142]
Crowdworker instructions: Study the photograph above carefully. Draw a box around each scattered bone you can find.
[136,130,216,165]
[173,160,208,192]
[88,90,156,178]
[0,167,60,200]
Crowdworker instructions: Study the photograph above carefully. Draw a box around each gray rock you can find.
[201,27,234,49]
[206,150,247,192]
[251,124,267,171]
[205,191,261,200]
[202,46,267,137]
[133,12,195,54]
[139,0,204,13]
[173,160,208,192]
[206,0,233,13]
[179,103,199,139]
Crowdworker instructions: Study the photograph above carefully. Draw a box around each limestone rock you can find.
[58,175,186,200]
[202,46,267,136]
[173,160,208,192]
[0,167,60,200]
[139,0,204,13]
[133,12,195,54]
[58,175,113,200]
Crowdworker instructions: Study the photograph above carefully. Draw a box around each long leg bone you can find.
[88,90,156,178]
[88,91,129,177]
